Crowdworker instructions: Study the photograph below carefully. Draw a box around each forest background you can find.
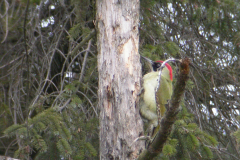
[0,0,240,159]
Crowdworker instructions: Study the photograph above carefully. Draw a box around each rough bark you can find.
[138,58,190,160]
[96,0,144,159]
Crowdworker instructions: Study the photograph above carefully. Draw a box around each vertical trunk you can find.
[96,0,144,159]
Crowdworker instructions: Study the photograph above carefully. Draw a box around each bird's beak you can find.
[141,56,154,65]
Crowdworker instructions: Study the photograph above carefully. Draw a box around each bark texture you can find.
[96,0,144,159]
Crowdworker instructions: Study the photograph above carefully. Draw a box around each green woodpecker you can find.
[140,57,173,137]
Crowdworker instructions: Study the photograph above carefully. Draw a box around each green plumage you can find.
[140,66,173,136]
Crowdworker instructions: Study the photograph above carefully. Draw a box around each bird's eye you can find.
[157,63,161,68]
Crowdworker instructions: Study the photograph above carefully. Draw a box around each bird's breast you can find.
[142,72,159,111]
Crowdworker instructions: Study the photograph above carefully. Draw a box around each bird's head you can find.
[141,56,173,81]
[155,60,173,81]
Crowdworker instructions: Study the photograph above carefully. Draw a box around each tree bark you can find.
[96,0,144,159]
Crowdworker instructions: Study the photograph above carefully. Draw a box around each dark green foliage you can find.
[68,23,83,41]
[57,138,73,156]
[139,0,240,159]
[4,108,69,157]
[85,142,97,157]
[0,103,12,128]
[1,0,99,159]
[233,129,240,144]
[157,107,217,159]
[4,124,24,137]
[162,138,178,157]
[164,42,180,57]
[4,81,98,159]
[201,145,213,159]
[32,134,47,152]
[186,134,200,150]
[34,137,61,160]
[162,144,177,157]
[1,0,240,159]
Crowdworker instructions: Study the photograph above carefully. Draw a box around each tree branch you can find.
[70,29,96,56]
[138,58,190,159]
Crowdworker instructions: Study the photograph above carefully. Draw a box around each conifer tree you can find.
[1,0,240,159]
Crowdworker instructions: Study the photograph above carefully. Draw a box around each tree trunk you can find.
[96,0,144,159]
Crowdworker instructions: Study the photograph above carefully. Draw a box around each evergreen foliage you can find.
[1,0,240,159]
[152,106,218,160]
[233,129,240,144]
[4,82,98,159]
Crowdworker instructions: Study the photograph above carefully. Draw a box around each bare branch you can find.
[79,39,92,82]
[70,30,96,56]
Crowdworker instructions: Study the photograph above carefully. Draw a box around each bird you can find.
[140,57,173,138]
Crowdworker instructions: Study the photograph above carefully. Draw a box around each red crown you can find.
[156,60,173,81]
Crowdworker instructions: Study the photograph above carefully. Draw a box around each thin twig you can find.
[71,30,96,56]
[23,0,31,158]
[1,0,9,43]
[79,39,92,82]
